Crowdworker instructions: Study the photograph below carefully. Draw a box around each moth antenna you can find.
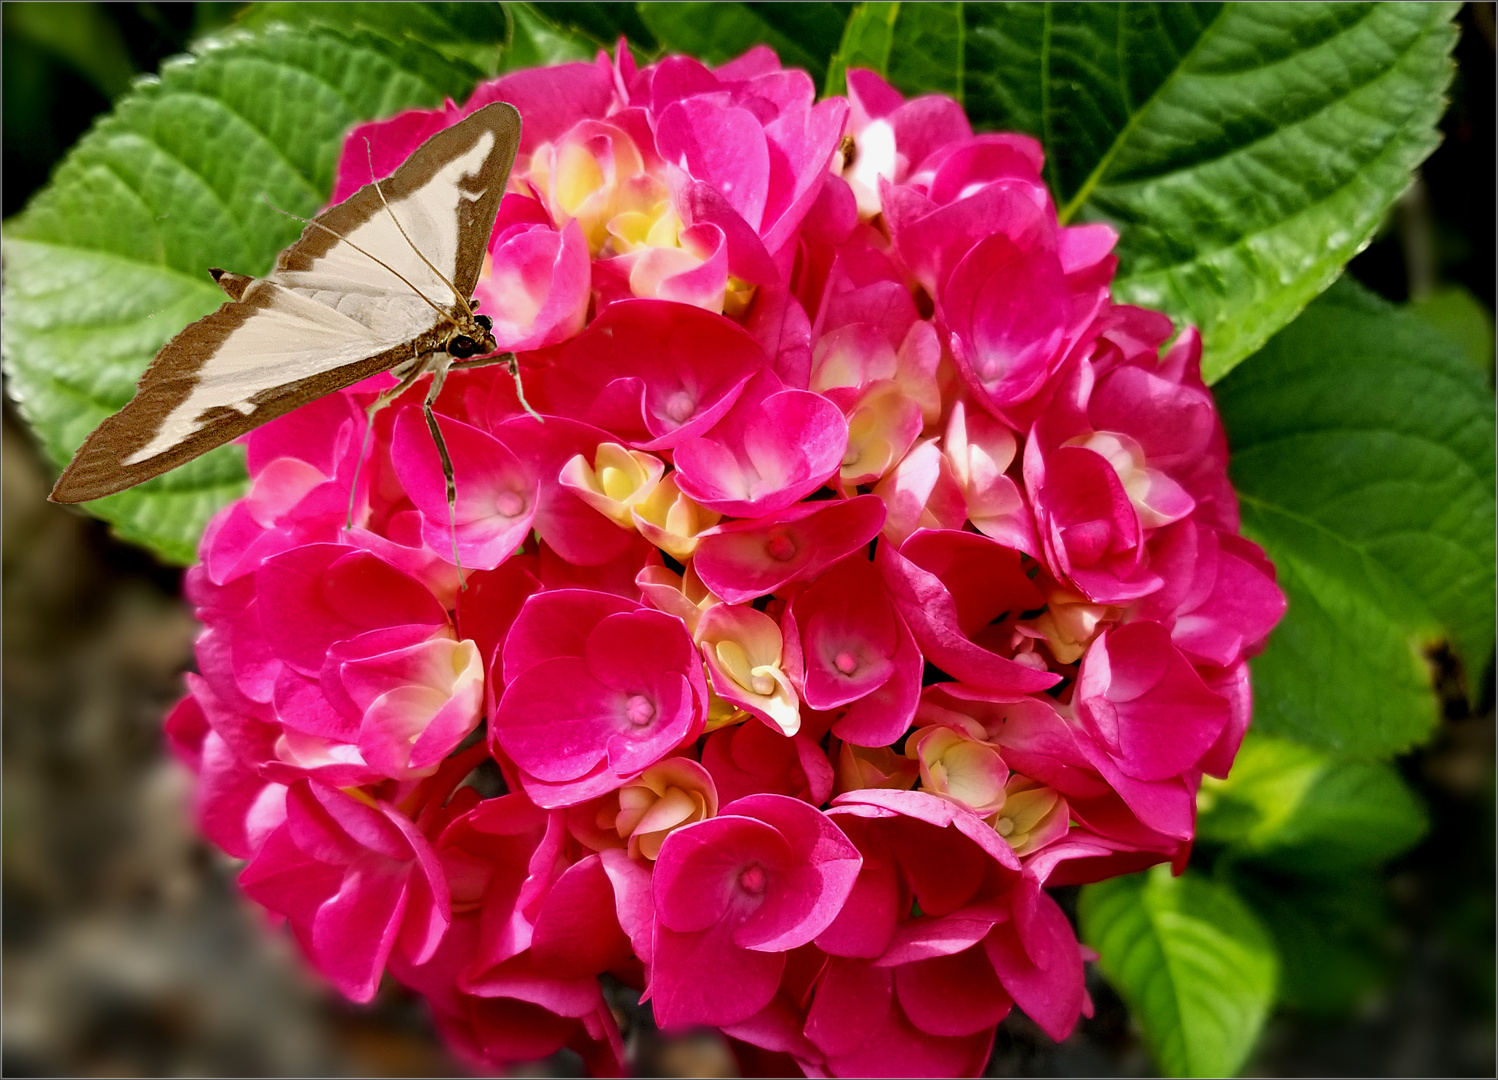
[345,349,428,529]
[509,355,544,424]
[364,138,477,321]
[423,357,467,590]
[259,195,460,331]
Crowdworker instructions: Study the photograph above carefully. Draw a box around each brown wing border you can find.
[49,285,443,503]
[278,101,522,301]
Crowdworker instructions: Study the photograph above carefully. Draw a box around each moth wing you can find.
[271,101,522,309]
[49,102,523,504]
[49,283,430,503]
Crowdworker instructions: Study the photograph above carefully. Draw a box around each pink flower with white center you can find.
[987,776,1071,857]
[944,399,1037,554]
[644,54,850,269]
[781,554,921,747]
[692,493,885,603]
[836,69,973,219]
[273,624,484,783]
[920,682,1196,861]
[1024,404,1166,605]
[647,794,862,1028]
[630,473,722,560]
[635,562,719,637]
[474,214,591,351]
[558,441,666,529]
[906,720,1011,815]
[526,299,763,450]
[239,779,450,1003]
[672,368,849,518]
[492,589,709,807]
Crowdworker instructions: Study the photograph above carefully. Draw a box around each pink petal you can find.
[1076,621,1229,781]
[877,531,1058,694]
[465,62,616,153]
[804,957,892,1057]
[674,370,849,518]
[524,300,763,450]
[391,408,537,572]
[474,218,590,351]
[500,588,635,685]
[694,495,885,604]
[984,884,1087,1042]
[257,545,446,677]
[528,855,632,978]
[649,920,785,1030]
[894,947,1013,1036]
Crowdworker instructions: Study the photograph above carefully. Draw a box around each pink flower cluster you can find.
[167,46,1286,1077]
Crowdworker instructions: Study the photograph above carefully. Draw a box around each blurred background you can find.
[3,3,1493,1076]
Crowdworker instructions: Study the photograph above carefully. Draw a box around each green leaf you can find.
[1215,279,1496,757]
[0,6,569,564]
[529,2,660,53]
[238,2,513,76]
[636,2,852,86]
[1234,870,1393,1018]
[863,2,1459,381]
[503,3,597,68]
[1080,865,1278,1078]
[1410,284,1496,382]
[1198,732,1427,871]
[826,3,894,97]
[827,1,961,99]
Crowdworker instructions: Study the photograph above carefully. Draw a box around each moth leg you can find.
[422,354,467,589]
[450,350,544,422]
[345,350,430,529]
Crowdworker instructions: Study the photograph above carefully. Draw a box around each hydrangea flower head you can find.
[170,46,1285,1077]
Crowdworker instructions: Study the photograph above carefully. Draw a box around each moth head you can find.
[447,314,497,360]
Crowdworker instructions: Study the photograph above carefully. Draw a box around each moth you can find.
[49,101,526,522]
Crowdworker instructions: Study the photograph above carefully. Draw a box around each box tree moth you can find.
[49,101,528,553]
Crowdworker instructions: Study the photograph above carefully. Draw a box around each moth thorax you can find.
[446,314,496,360]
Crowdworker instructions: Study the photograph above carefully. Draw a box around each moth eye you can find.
[448,334,478,358]
[474,315,493,332]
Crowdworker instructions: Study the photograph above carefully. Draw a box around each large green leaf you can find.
[1234,869,1394,1019]
[826,1,961,99]
[636,2,852,87]
[0,4,574,564]
[1215,279,1496,757]
[1080,865,1278,1078]
[239,2,514,76]
[834,1,1459,380]
[1410,284,1496,382]
[1197,732,1427,872]
[529,2,660,54]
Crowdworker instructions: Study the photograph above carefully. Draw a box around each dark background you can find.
[3,3,1493,1076]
